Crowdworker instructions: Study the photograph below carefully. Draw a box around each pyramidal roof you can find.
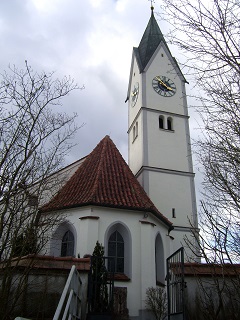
[42,136,172,227]
[134,9,168,72]
[131,8,187,88]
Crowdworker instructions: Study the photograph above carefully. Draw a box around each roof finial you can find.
[149,0,155,12]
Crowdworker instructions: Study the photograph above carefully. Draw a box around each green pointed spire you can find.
[135,10,167,72]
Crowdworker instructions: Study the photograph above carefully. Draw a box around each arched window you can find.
[105,223,131,277]
[61,230,74,257]
[50,222,76,257]
[155,233,165,285]
[133,122,138,141]
[159,116,164,129]
[108,230,124,273]
[167,117,173,130]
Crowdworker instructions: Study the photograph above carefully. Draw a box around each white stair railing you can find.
[53,265,82,320]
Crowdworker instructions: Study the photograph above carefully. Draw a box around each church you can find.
[41,6,198,319]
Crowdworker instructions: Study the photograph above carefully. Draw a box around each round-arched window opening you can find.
[159,116,164,129]
[167,117,173,131]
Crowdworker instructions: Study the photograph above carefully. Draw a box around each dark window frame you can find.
[108,230,124,273]
[61,230,74,257]
[159,116,164,129]
[167,117,173,130]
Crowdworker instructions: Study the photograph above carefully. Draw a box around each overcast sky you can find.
[0,0,200,178]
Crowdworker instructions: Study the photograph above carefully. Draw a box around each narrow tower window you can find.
[133,122,138,141]
[167,117,173,131]
[159,116,164,129]
[172,208,176,218]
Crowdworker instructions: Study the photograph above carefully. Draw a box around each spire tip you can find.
[149,0,154,12]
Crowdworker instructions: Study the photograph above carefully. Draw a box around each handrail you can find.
[62,290,73,320]
[53,265,82,320]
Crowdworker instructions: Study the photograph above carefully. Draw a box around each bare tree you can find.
[0,62,83,319]
[158,0,240,317]
[145,287,167,320]
[159,0,240,262]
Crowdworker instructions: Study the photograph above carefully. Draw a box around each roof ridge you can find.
[88,135,109,201]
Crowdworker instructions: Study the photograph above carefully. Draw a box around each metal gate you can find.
[88,256,115,315]
[166,247,185,320]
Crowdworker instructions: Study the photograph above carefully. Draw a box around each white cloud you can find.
[0,0,199,175]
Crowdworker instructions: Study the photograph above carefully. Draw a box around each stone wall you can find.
[183,263,240,320]
[0,255,90,319]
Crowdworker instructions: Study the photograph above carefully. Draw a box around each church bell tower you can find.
[126,7,198,253]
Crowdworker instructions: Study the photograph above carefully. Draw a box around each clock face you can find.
[152,75,176,97]
[131,82,139,107]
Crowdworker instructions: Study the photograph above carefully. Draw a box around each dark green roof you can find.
[136,10,167,72]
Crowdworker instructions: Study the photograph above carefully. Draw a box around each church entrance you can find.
[166,247,185,320]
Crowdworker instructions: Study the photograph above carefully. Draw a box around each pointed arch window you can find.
[155,234,165,285]
[61,230,74,257]
[108,230,124,273]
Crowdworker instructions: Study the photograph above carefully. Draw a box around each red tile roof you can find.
[0,255,90,272]
[42,136,171,227]
[183,263,240,277]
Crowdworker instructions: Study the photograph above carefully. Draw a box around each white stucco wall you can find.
[143,44,188,116]
[128,112,143,175]
[45,206,173,318]
[147,171,195,227]
[146,112,191,172]
[128,55,142,127]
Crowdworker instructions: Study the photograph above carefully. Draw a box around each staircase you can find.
[15,265,83,320]
[53,265,83,320]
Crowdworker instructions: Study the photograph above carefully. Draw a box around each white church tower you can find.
[127,7,198,254]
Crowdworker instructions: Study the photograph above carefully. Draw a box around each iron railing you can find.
[88,256,115,315]
[166,247,185,320]
[53,265,82,320]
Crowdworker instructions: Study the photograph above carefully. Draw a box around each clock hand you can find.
[157,77,172,90]
[131,88,138,96]
[156,76,173,91]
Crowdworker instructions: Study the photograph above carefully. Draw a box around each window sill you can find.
[159,128,175,133]
[156,280,165,287]
[132,135,138,143]
[108,273,130,282]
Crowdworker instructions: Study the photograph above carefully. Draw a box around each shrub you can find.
[145,287,167,320]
